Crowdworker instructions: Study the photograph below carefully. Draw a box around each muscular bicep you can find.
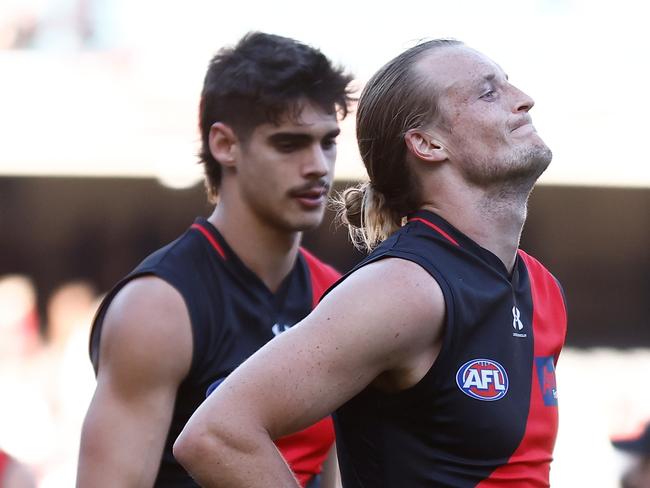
[188,258,444,442]
[77,277,193,488]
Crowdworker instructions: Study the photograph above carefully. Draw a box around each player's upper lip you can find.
[510,115,533,132]
[289,183,330,198]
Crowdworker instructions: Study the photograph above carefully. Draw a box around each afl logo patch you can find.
[456,359,509,401]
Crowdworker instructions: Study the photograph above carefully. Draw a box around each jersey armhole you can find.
[89,270,201,379]
[359,249,458,400]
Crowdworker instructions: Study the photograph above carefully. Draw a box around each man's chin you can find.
[286,211,326,233]
[294,218,325,233]
[530,144,553,175]
[528,136,553,163]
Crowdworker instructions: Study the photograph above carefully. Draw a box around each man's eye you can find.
[322,138,337,150]
[480,90,496,100]
[276,142,299,152]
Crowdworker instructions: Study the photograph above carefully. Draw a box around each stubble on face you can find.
[422,46,553,193]
[460,142,553,190]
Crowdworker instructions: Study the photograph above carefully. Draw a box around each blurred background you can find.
[0,0,648,486]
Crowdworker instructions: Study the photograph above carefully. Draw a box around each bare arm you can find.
[77,277,192,488]
[320,444,341,488]
[174,258,445,487]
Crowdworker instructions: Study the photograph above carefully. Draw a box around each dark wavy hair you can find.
[198,32,355,201]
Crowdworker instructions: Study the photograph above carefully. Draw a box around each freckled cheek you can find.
[473,117,507,144]
[461,122,497,146]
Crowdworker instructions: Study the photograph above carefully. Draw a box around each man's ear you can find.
[404,129,448,163]
[208,123,239,167]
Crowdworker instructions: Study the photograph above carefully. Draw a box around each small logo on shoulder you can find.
[271,323,292,336]
[456,359,509,401]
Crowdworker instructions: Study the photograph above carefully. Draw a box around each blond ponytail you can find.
[333,182,403,252]
[337,39,461,252]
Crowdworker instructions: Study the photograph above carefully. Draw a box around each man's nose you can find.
[513,87,535,113]
[303,145,332,177]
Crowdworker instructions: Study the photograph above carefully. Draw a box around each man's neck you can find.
[421,182,531,273]
[208,204,302,293]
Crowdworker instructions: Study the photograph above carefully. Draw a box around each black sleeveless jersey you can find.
[89,217,339,487]
[333,210,567,488]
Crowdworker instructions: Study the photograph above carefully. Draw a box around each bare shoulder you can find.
[97,276,193,388]
[359,256,443,299]
[322,256,444,326]
[79,276,192,485]
[309,257,445,373]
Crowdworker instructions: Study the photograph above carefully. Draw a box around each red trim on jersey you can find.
[191,223,226,260]
[299,247,341,307]
[272,248,340,485]
[408,217,460,247]
[275,417,335,487]
[477,250,567,487]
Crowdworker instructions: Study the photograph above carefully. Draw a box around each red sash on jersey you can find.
[272,248,340,486]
